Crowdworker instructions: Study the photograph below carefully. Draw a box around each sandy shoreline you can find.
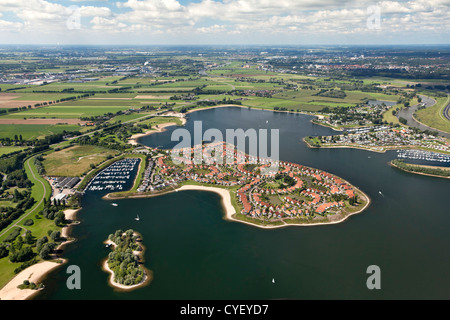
[128,119,186,146]
[102,236,151,291]
[105,184,371,229]
[177,185,236,220]
[0,208,80,300]
[179,184,370,229]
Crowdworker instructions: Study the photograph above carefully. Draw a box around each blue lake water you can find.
[36,107,450,300]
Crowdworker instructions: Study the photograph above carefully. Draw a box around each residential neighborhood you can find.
[134,142,363,223]
[312,126,450,153]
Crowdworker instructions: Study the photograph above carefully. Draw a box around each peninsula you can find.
[104,141,370,227]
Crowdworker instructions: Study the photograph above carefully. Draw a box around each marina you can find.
[86,158,141,192]
[396,149,450,165]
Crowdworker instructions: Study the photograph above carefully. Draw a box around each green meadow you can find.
[0,124,81,140]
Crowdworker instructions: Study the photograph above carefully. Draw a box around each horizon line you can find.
[0,43,450,47]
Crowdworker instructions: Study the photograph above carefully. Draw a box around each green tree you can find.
[50,230,61,242]
[36,236,48,252]
[39,243,56,260]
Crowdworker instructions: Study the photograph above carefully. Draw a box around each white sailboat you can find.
[135,214,140,221]
[112,203,118,207]
[272,278,275,284]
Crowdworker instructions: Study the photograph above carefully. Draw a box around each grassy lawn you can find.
[24,156,52,217]
[382,104,403,126]
[414,96,450,134]
[42,145,119,177]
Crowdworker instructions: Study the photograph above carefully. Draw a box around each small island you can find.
[103,229,151,290]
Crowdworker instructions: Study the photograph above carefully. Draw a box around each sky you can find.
[0,0,449,45]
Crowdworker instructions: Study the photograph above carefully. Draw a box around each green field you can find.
[0,124,81,140]
[382,104,403,126]
[415,96,450,134]
[0,105,136,119]
[42,145,119,177]
[108,111,157,124]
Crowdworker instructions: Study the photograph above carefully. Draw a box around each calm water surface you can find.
[36,107,450,300]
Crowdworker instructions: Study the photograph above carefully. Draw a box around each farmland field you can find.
[0,124,81,140]
[42,145,119,177]
[0,105,135,119]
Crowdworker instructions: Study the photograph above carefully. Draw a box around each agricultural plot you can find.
[0,104,135,119]
[270,89,400,111]
[0,124,81,140]
[0,92,75,109]
[42,145,119,177]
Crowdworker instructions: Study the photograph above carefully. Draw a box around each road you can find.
[443,100,450,121]
[396,94,450,139]
[0,156,50,239]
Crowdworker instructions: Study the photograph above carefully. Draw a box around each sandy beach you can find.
[102,258,150,291]
[176,185,236,219]
[105,182,371,229]
[128,120,185,146]
[102,236,151,291]
[0,208,80,300]
[175,184,370,229]
[0,261,65,300]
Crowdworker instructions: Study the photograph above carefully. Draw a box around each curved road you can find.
[397,94,450,139]
[0,156,50,239]
[444,100,450,121]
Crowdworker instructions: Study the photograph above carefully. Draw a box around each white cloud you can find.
[0,0,448,43]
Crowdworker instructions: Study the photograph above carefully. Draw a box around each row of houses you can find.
[137,159,154,192]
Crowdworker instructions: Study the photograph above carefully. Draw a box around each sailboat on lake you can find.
[135,214,140,221]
